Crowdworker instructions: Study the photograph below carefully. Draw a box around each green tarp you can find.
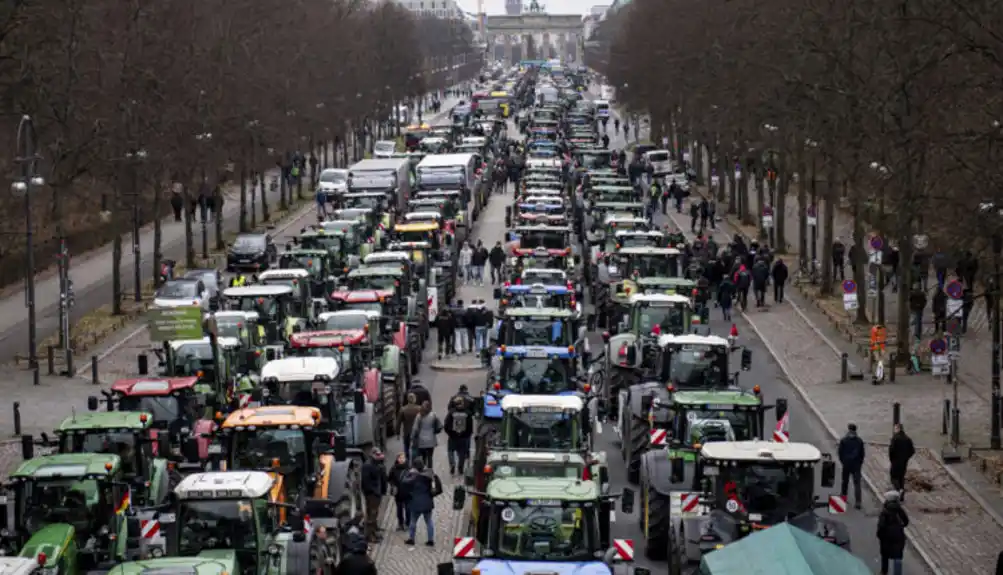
[699,523,870,575]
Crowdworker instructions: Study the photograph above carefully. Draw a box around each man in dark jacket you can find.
[333,530,378,575]
[838,423,865,509]
[832,239,846,281]
[751,260,769,307]
[771,258,789,303]
[698,198,709,233]
[877,491,909,575]
[909,288,928,340]
[888,424,915,501]
[932,289,947,332]
[489,242,506,284]
[717,278,735,321]
[403,458,439,547]
[734,266,751,311]
[689,202,700,234]
[361,449,387,543]
[444,396,474,475]
[435,308,456,360]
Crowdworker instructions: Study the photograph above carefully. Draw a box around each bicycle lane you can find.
[662,197,1003,575]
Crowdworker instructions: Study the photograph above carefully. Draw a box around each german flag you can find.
[115,491,131,515]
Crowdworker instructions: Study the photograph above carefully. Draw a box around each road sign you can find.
[147,307,203,342]
[843,292,858,311]
[661,136,669,146]
[929,338,947,354]
[842,280,857,294]
[807,205,818,226]
[869,235,884,251]
[762,206,774,229]
[945,279,964,300]
[946,318,961,335]
[949,335,961,358]
[868,274,878,296]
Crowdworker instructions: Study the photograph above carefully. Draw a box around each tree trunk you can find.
[776,164,788,253]
[112,231,123,315]
[152,181,163,289]
[798,153,808,259]
[280,169,289,212]
[852,196,868,323]
[821,161,837,296]
[260,171,270,222]
[214,185,224,251]
[240,168,248,233]
[756,160,767,241]
[183,182,195,269]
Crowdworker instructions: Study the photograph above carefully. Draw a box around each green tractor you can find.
[0,453,133,571]
[114,470,329,574]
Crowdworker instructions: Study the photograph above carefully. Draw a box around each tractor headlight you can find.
[268,544,281,556]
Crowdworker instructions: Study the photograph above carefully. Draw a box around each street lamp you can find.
[980,201,1003,449]
[804,138,820,265]
[125,149,148,302]
[195,132,213,259]
[12,115,45,385]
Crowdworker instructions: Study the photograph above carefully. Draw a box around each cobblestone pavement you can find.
[665,195,1003,574]
[372,153,505,574]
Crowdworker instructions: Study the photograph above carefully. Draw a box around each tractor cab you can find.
[277,248,336,287]
[338,190,394,230]
[619,294,693,338]
[508,225,572,253]
[318,310,405,350]
[510,246,576,277]
[616,247,682,282]
[495,307,580,349]
[256,269,325,323]
[513,199,567,226]
[495,283,579,316]
[344,266,408,301]
[331,206,383,244]
[361,251,428,330]
[294,229,360,270]
[656,334,751,389]
[486,347,579,418]
[223,285,298,349]
[327,290,396,322]
[212,311,264,372]
[0,453,130,568]
[392,222,442,251]
[157,338,239,400]
[384,241,439,304]
[314,219,371,258]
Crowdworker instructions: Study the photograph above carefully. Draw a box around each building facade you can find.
[505,0,522,15]
[397,0,464,20]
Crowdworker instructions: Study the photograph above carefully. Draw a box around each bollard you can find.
[65,348,74,377]
[12,401,21,436]
[892,402,901,426]
[840,353,848,382]
[888,353,896,382]
[942,399,951,435]
[47,346,55,375]
[138,354,148,376]
[951,407,961,446]
[91,355,99,385]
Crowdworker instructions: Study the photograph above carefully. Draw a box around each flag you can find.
[115,490,131,515]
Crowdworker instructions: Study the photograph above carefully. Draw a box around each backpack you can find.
[432,474,444,497]
[451,411,470,434]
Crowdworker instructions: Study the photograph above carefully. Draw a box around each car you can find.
[317,168,348,198]
[226,233,275,272]
[182,268,223,310]
[153,278,210,310]
[373,140,397,159]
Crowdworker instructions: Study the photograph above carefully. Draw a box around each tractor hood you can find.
[473,560,612,575]
[483,389,581,419]
[113,552,238,575]
[19,524,74,567]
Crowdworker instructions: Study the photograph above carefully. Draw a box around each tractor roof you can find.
[175,471,274,500]
[288,329,368,349]
[221,406,321,428]
[503,307,573,318]
[618,246,681,256]
[672,390,762,406]
[701,441,822,463]
[258,269,311,280]
[260,356,342,381]
[629,293,690,305]
[487,450,588,465]
[328,289,393,303]
[348,266,404,278]
[486,477,599,501]
[501,394,584,412]
[659,334,730,347]
[11,453,121,479]
[108,556,236,575]
[57,411,153,432]
[222,285,294,298]
[111,377,199,396]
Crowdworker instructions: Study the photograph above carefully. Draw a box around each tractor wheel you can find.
[331,460,365,525]
[384,375,400,438]
[643,484,671,560]
[668,527,684,575]
[626,413,648,485]
[410,350,420,375]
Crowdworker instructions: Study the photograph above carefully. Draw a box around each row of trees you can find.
[593,0,1003,356]
[0,0,478,307]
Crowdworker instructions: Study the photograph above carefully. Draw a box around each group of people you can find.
[433,300,495,359]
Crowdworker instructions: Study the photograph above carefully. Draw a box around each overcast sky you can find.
[455,0,603,16]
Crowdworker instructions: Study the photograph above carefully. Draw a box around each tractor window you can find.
[348,274,399,291]
[499,358,569,394]
[506,412,577,450]
[509,319,571,346]
[635,304,686,334]
[71,431,137,459]
[178,499,257,555]
[323,314,369,331]
[522,269,567,285]
[493,462,583,479]
[231,429,307,471]
[231,296,279,320]
[666,346,727,387]
[717,464,815,523]
[119,396,182,426]
[626,254,679,277]
[262,278,303,293]
[494,504,593,560]
[680,410,757,441]
[214,319,247,340]
[22,479,99,535]
[337,302,384,314]
[266,380,317,404]
[518,232,565,250]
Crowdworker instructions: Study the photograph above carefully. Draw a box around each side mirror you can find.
[87,396,99,411]
[21,434,34,461]
[614,284,623,294]
[626,345,636,364]
[182,438,200,463]
[670,457,685,482]
[492,287,502,299]
[821,458,836,488]
[741,348,752,371]
[156,432,172,459]
[353,391,366,414]
[452,485,466,510]
[620,488,635,514]
[776,398,788,421]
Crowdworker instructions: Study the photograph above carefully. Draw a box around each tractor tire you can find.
[668,527,684,575]
[383,371,402,438]
[331,460,365,525]
[410,351,420,375]
[643,484,671,560]
[625,413,648,485]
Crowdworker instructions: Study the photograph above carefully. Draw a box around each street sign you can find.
[807,205,817,227]
[762,206,774,229]
[867,273,878,296]
[947,298,962,320]
[147,307,204,342]
[946,318,961,335]
[842,280,858,311]
[931,353,949,376]
[948,335,961,359]
[661,136,669,146]
[929,338,946,354]
[869,235,884,252]
[945,279,964,300]
[842,280,857,294]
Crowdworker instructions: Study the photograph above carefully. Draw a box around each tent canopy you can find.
[699,523,870,575]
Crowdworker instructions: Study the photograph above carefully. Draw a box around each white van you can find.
[644,149,673,176]
[595,99,611,119]
[415,153,480,228]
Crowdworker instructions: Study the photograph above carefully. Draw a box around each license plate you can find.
[159,513,176,523]
[240,259,250,263]
[208,444,222,454]
[525,348,547,358]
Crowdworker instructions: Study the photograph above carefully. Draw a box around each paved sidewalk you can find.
[666,192,1003,575]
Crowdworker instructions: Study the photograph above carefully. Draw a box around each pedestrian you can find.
[388,452,411,530]
[435,307,455,359]
[932,250,949,290]
[717,277,734,321]
[333,530,378,575]
[410,401,442,464]
[689,201,700,234]
[403,457,442,547]
[837,423,865,510]
[734,265,751,311]
[474,303,491,354]
[908,288,927,341]
[771,258,788,303]
[932,288,947,333]
[170,189,184,221]
[888,423,915,500]
[751,259,769,307]
[698,197,709,233]
[832,239,846,281]
[473,243,488,285]
[489,242,505,284]
[398,393,422,462]
[459,243,473,284]
[464,302,478,355]
[444,396,474,475]
[316,189,327,219]
[360,448,387,543]
[453,300,467,354]
[886,247,900,292]
[708,199,717,229]
[876,491,909,575]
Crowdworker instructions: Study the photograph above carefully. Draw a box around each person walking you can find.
[444,396,474,476]
[360,449,387,543]
[698,198,709,233]
[459,243,473,284]
[471,242,488,286]
[689,201,700,234]
[333,530,378,575]
[464,302,478,355]
[489,242,506,285]
[435,307,455,360]
[717,277,735,321]
[398,393,422,461]
[734,265,751,312]
[877,491,909,575]
[708,199,717,229]
[832,239,846,281]
[771,258,789,303]
[410,401,442,464]
[388,452,411,531]
[838,423,865,510]
[909,288,927,341]
[888,424,915,501]
[454,300,468,355]
[752,258,769,308]
[474,303,491,355]
[402,458,441,547]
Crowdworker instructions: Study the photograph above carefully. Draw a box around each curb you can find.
[429,363,488,373]
[668,200,945,575]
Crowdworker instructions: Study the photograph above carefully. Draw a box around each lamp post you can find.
[805,138,820,267]
[980,202,1003,449]
[12,115,45,385]
[195,132,213,260]
[762,123,780,246]
[125,149,148,302]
